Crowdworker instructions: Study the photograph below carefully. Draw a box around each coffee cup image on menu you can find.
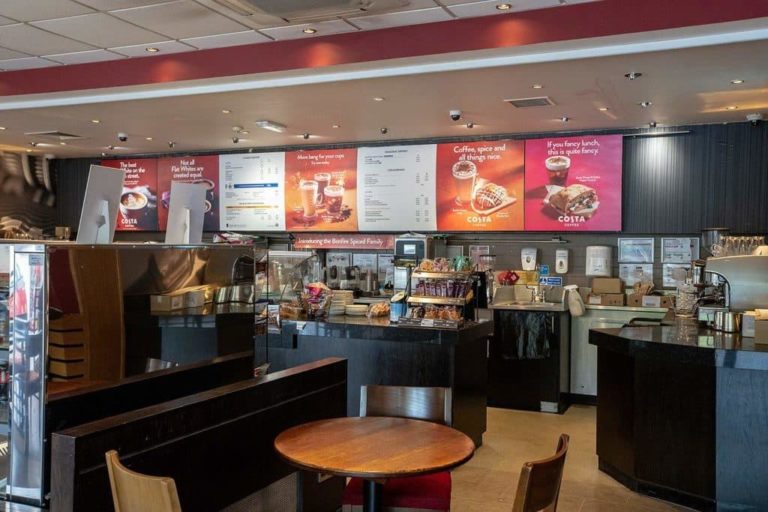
[191,178,216,202]
[545,155,571,185]
[120,189,149,219]
[452,161,477,205]
[299,180,319,219]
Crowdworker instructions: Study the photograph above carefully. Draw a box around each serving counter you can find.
[268,316,493,446]
[590,319,768,511]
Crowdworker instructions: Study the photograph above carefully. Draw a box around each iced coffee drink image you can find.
[324,185,345,215]
[452,160,477,205]
[299,180,318,219]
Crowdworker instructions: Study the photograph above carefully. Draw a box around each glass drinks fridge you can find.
[299,180,318,219]
[452,161,477,205]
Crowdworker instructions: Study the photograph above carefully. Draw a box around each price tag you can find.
[421,319,435,327]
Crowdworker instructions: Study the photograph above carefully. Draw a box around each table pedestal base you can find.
[363,479,383,512]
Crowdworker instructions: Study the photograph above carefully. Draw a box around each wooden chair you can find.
[343,385,453,512]
[105,450,182,512]
[511,434,570,512]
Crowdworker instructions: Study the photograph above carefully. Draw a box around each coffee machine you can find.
[704,255,768,312]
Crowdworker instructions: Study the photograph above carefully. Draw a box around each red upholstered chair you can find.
[342,385,454,512]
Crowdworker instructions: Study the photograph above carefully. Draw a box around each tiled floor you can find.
[451,405,693,512]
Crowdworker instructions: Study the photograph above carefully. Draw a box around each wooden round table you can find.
[274,416,475,512]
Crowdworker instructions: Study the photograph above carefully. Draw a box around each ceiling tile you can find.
[76,0,176,9]
[0,47,30,60]
[0,16,16,26]
[445,0,518,17]
[0,24,94,55]
[0,0,94,22]
[109,40,196,57]
[111,0,249,39]
[44,49,126,65]
[0,57,59,71]
[181,30,271,50]
[33,13,168,48]
[260,19,358,41]
[348,7,453,30]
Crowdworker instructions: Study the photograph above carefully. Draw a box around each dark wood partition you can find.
[50,357,347,512]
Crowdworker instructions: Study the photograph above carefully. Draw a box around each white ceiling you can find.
[0,0,598,71]
[2,39,766,158]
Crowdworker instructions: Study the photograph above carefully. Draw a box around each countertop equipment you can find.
[705,255,768,312]
[340,265,360,290]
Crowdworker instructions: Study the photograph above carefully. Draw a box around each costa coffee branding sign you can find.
[292,234,395,250]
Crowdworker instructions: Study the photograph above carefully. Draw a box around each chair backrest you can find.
[360,385,452,425]
[511,434,569,512]
[105,450,182,512]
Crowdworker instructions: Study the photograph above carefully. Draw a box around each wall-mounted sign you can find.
[524,134,622,231]
[292,233,395,250]
[218,152,285,231]
[101,158,158,231]
[158,155,219,232]
[436,140,524,231]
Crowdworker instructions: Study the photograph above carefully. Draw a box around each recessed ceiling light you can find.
[560,116,570,122]
[302,28,317,34]
[239,130,249,135]
[532,84,543,89]
[332,124,340,129]
[726,105,738,110]
[730,79,745,84]
[91,119,100,124]
[101,152,107,157]
[107,145,115,150]
[29,142,38,147]
[625,72,642,80]
[59,142,67,146]
[26,149,32,153]
[638,101,652,108]
[255,120,286,133]
[373,97,385,102]
[221,109,232,114]
[145,137,153,141]
[0,126,5,130]
[466,122,475,129]
[496,3,512,10]
[598,107,609,111]
[145,47,160,53]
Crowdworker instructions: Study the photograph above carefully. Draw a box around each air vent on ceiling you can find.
[504,97,556,108]
[24,130,84,141]
[212,0,410,22]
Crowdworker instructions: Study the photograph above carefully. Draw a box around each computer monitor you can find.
[75,165,125,244]
[164,181,206,244]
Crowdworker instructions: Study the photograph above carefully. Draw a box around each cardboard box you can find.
[587,293,625,306]
[755,319,768,344]
[151,293,185,312]
[591,278,624,295]
[628,293,643,307]
[630,294,675,309]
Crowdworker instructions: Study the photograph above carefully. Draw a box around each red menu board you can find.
[436,140,525,231]
[157,156,220,231]
[101,158,158,231]
[524,135,622,231]
[284,149,358,231]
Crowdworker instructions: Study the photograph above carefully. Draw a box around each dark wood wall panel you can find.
[52,122,768,234]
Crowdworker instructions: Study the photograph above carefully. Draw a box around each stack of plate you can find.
[330,290,354,315]
[345,304,369,317]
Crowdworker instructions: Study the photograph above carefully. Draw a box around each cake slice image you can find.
[548,184,599,216]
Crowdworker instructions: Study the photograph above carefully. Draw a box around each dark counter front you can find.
[590,320,768,512]
[269,316,493,446]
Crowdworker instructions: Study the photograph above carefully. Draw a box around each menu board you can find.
[285,149,357,231]
[436,140,524,231]
[157,156,219,231]
[219,152,285,231]
[101,158,158,231]
[524,135,622,231]
[357,145,437,231]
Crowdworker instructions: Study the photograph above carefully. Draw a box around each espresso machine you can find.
[704,255,768,313]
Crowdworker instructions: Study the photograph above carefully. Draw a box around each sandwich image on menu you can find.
[524,135,622,231]
[436,141,525,231]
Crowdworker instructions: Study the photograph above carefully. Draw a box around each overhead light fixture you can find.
[26,149,32,153]
[255,120,286,133]
[29,142,38,148]
[221,109,232,114]
[107,145,115,150]
[145,47,160,53]
[496,3,512,10]
[59,142,67,146]
[598,107,609,111]
[240,130,249,135]
[146,137,153,141]
[302,133,311,140]
[466,122,475,129]
[0,126,5,130]
[302,28,317,34]
[91,119,100,124]
[532,84,543,89]
[560,116,570,122]
[625,72,642,80]
[332,124,340,129]
[726,105,738,110]
[373,97,385,102]
[638,101,652,108]
[649,121,657,128]
[168,141,176,148]
[101,152,107,157]
[380,127,388,134]
[730,79,745,84]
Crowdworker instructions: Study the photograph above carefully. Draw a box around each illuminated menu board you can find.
[158,155,219,231]
[218,152,285,231]
[101,158,158,231]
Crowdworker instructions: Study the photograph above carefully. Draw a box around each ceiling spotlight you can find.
[726,105,738,110]
[380,127,388,134]
[560,116,570,122]
[649,121,657,128]
[240,130,249,135]
[91,119,100,124]
[730,79,745,84]
[373,97,385,102]
[168,141,176,148]
[302,28,317,34]
[221,109,232,114]
[625,72,642,80]
[255,120,286,133]
[145,47,160,53]
[59,142,67,146]
[532,84,543,89]
[302,133,311,140]
[26,149,32,153]
[145,137,153,141]
[496,3,512,10]
[101,152,107,157]
[232,137,240,144]
[107,145,115,150]
[598,107,609,111]
[638,101,652,108]
[0,126,5,130]
[466,122,475,129]
[29,142,38,147]
[332,124,340,129]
